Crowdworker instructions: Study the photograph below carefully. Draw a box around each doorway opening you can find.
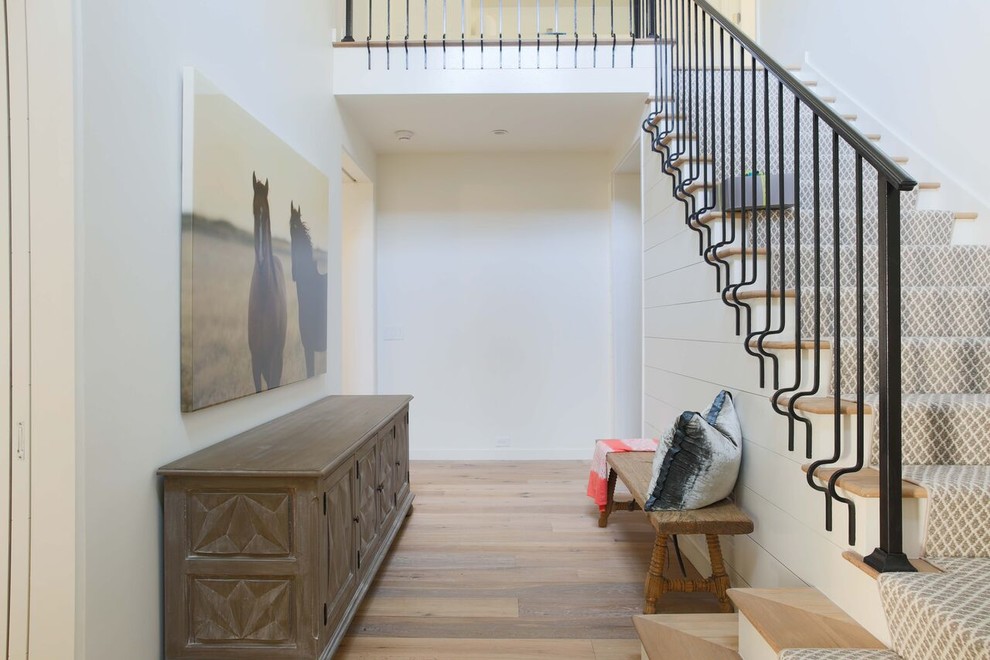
[341,152,377,394]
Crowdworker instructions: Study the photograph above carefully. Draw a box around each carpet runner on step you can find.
[879,557,990,660]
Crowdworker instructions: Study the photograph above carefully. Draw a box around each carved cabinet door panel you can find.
[378,426,396,521]
[322,465,356,629]
[354,443,379,569]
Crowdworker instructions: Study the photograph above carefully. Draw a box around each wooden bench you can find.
[602,451,754,614]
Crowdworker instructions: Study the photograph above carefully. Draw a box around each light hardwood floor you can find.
[337,460,724,659]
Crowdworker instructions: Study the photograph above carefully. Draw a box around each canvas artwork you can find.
[181,68,329,412]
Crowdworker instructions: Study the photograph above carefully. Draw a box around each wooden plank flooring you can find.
[338,461,725,659]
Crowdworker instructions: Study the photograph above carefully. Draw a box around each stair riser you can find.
[754,336,990,465]
[838,339,990,395]
[718,242,990,290]
[724,285,990,340]
[760,340,990,397]
[802,289,990,339]
[772,245,990,289]
[702,206,954,248]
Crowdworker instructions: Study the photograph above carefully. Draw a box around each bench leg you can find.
[598,468,619,528]
[644,533,669,614]
[706,534,733,613]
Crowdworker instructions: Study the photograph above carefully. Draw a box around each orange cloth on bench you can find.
[587,438,659,511]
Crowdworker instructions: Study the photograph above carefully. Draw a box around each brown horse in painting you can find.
[289,203,327,377]
[248,172,288,392]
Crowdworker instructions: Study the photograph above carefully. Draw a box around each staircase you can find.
[637,0,990,657]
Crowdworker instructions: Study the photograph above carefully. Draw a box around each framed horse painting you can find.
[180,68,329,412]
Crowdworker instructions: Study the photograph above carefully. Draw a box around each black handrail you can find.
[690,0,916,192]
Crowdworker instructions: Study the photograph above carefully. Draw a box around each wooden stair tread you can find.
[684,181,715,193]
[674,154,714,165]
[778,394,868,415]
[728,588,887,653]
[955,212,978,221]
[842,551,941,579]
[918,182,941,190]
[801,464,928,499]
[736,288,795,301]
[660,132,698,145]
[649,112,688,126]
[747,338,832,350]
[697,210,748,224]
[635,614,740,659]
[841,113,858,121]
[714,246,767,259]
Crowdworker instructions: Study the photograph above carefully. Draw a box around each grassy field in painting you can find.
[181,218,327,411]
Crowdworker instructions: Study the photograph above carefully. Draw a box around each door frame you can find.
[7,0,78,657]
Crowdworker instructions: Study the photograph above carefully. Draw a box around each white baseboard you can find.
[410,448,594,461]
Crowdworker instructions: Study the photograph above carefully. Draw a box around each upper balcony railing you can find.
[338,0,665,68]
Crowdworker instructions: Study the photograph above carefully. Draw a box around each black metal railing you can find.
[643,0,916,573]
[339,0,661,68]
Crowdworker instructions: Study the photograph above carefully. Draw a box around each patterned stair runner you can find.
[878,558,990,660]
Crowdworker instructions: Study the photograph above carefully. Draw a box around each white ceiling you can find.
[336,93,647,154]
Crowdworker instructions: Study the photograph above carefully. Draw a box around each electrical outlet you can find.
[495,436,511,448]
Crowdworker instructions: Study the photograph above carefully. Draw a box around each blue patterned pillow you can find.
[645,390,742,510]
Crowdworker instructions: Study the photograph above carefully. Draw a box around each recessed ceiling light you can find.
[492,129,509,136]
[395,130,415,142]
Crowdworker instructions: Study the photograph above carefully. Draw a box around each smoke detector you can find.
[395,130,415,142]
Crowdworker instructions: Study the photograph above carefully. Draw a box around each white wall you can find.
[610,171,643,438]
[76,2,375,657]
[377,152,614,459]
[758,0,990,227]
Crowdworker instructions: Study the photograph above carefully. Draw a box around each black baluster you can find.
[781,97,803,454]
[610,0,615,67]
[821,130,843,532]
[344,0,356,41]
[828,153,867,546]
[592,0,597,67]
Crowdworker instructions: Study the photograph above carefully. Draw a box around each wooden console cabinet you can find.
[158,395,413,659]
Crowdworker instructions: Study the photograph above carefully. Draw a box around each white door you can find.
[4,0,31,654]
